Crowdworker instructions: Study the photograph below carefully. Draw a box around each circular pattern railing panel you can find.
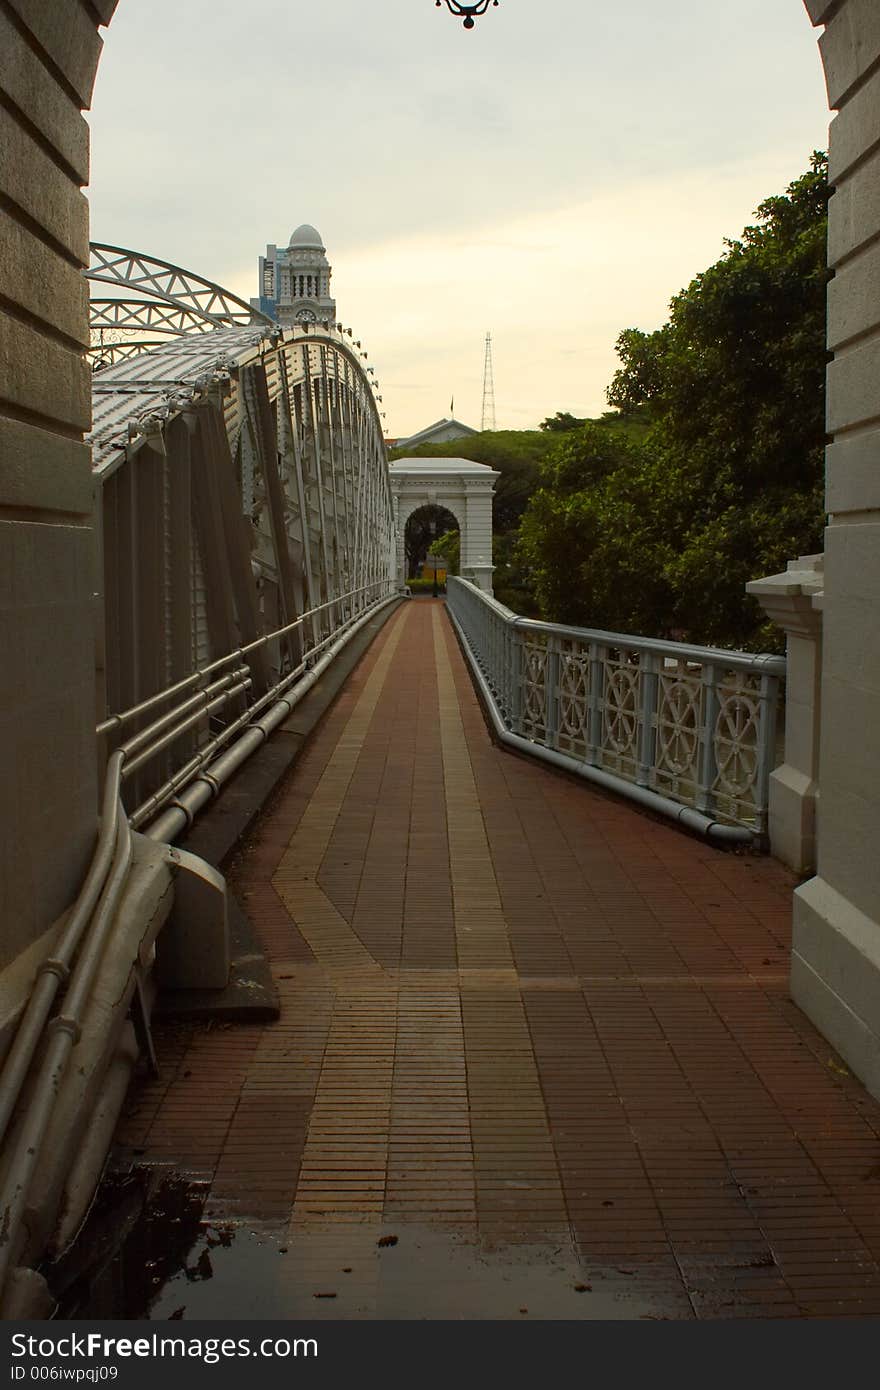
[600,654,641,777]
[653,664,703,799]
[713,674,762,819]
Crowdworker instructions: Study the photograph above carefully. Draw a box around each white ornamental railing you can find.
[446,578,785,843]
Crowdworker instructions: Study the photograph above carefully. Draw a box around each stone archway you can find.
[389,458,498,594]
[3,2,880,1098]
[401,502,461,581]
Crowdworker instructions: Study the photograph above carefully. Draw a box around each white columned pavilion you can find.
[389,458,499,594]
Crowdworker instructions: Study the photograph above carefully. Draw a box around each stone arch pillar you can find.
[388,460,498,593]
[0,1,119,1007]
[460,480,495,594]
[792,0,880,1098]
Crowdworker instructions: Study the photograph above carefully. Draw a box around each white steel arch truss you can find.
[90,323,396,828]
[89,298,223,337]
[87,242,273,370]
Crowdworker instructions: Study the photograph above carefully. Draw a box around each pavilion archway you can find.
[389,458,498,594]
[403,503,461,581]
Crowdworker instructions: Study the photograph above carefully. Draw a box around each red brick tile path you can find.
[118,601,880,1319]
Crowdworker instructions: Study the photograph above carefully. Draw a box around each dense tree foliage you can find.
[404,505,458,576]
[430,527,460,575]
[539,411,587,432]
[519,155,830,649]
[518,425,677,632]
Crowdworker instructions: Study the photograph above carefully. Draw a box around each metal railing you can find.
[0,580,401,1302]
[447,578,785,842]
[99,579,397,832]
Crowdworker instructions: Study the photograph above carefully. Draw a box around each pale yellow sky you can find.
[88,0,830,437]
[224,151,827,434]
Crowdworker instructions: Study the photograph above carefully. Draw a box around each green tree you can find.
[430,527,460,576]
[404,505,458,577]
[539,411,587,432]
[521,154,830,648]
[518,424,679,633]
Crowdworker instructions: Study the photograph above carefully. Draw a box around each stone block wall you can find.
[0,1,117,981]
[793,0,880,1097]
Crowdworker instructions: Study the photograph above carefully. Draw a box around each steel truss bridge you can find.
[86,244,396,833]
[0,246,400,1306]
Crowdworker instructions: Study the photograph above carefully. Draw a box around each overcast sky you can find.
[87,1,830,436]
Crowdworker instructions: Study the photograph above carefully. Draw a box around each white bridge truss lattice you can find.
[87,242,274,369]
[90,314,396,832]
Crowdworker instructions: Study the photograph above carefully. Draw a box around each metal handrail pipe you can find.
[0,590,394,1176]
[96,580,387,737]
[510,614,786,678]
[446,601,753,846]
[120,676,253,779]
[127,657,316,827]
[144,593,401,843]
[117,667,250,762]
[0,806,132,1295]
[0,753,125,1152]
[131,592,395,831]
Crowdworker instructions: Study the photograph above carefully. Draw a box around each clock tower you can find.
[250,224,337,328]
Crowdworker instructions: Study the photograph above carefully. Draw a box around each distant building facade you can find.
[251,223,337,327]
[393,417,480,452]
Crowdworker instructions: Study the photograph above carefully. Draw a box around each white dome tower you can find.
[251,223,337,327]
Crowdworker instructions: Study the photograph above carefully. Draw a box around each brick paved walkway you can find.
[120,601,880,1319]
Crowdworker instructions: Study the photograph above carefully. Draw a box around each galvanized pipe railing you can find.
[0,579,399,1304]
[446,577,785,844]
[116,581,395,829]
[0,753,126,1154]
[143,590,402,843]
[95,580,394,824]
[96,580,391,739]
[0,788,131,1296]
[132,586,397,833]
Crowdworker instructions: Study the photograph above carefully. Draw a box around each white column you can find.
[392,493,405,587]
[395,497,412,587]
[747,555,823,875]
[461,482,495,595]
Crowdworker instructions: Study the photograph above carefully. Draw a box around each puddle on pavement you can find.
[51,1167,683,1320]
[147,1226,680,1321]
[50,1167,217,1320]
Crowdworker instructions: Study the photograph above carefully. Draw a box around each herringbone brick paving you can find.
[118,601,880,1319]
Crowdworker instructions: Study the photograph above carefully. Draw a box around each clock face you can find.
[295,308,317,323]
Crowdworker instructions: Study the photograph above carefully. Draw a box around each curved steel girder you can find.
[87,243,274,329]
[89,298,218,336]
[88,326,389,474]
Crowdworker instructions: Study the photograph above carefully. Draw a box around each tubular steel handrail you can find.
[128,589,392,830]
[0,756,130,1297]
[100,579,396,828]
[96,580,390,738]
[447,577,785,842]
[0,582,400,1303]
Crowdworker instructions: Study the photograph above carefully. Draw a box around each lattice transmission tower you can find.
[481,332,496,432]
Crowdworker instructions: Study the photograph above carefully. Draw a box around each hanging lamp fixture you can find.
[436,0,499,30]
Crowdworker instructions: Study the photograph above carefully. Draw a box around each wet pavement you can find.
[109,601,880,1320]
